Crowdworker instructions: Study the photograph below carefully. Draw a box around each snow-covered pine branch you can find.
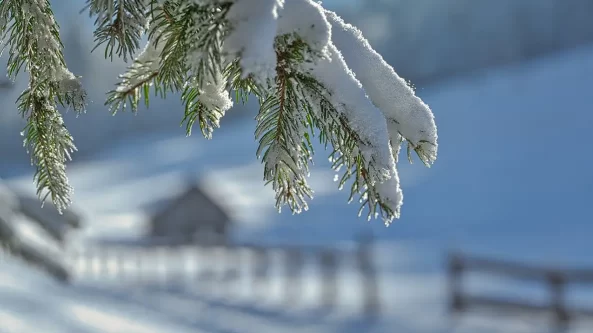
[0,0,86,213]
[0,0,438,225]
[324,11,437,166]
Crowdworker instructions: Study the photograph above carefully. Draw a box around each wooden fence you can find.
[448,252,593,329]
[67,235,381,317]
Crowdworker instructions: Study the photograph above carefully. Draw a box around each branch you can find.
[85,0,149,62]
[255,38,315,214]
[1,0,85,212]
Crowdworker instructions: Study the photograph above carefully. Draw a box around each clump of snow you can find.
[56,67,86,112]
[225,0,332,81]
[56,68,82,93]
[375,177,403,222]
[196,71,233,117]
[307,43,396,183]
[223,0,285,84]
[21,1,63,70]
[325,10,438,163]
[276,0,331,57]
[115,36,165,94]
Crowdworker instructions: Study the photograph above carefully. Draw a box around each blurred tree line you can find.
[339,0,593,84]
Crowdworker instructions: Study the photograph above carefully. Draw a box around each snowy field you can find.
[2,41,593,332]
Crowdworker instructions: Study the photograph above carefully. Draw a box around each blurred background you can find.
[1,0,593,332]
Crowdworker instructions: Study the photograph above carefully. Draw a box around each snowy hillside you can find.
[2,40,593,333]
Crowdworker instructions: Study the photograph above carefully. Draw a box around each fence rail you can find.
[453,254,593,283]
[66,237,381,317]
[449,252,593,328]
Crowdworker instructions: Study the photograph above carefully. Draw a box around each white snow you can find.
[276,0,331,57]
[22,0,85,102]
[115,36,165,94]
[325,10,437,164]
[374,177,403,222]
[223,0,284,84]
[307,43,403,219]
[22,0,63,68]
[196,78,233,113]
[56,67,86,112]
[190,70,233,136]
[308,44,395,180]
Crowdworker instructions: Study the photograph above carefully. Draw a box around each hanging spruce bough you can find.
[0,0,438,225]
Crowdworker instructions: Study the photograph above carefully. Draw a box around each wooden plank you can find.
[461,295,593,319]
[449,252,593,326]
[320,249,338,310]
[462,295,551,313]
[453,252,593,283]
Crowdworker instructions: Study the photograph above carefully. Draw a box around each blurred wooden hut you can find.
[147,183,231,246]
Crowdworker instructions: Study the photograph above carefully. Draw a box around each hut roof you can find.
[150,182,231,225]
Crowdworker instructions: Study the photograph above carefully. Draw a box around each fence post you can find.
[180,245,193,287]
[196,245,215,285]
[320,249,338,311]
[284,247,304,306]
[219,245,240,296]
[135,248,143,285]
[252,245,271,297]
[69,248,81,279]
[96,246,106,280]
[113,247,123,281]
[548,272,569,328]
[448,253,464,313]
[169,245,188,289]
[159,246,168,287]
[104,246,114,281]
[357,233,380,317]
[222,245,240,281]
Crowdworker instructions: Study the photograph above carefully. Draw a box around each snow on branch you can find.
[106,32,165,113]
[276,0,330,56]
[307,43,396,182]
[324,10,438,165]
[290,41,404,222]
[1,0,438,224]
[0,0,86,213]
[223,0,284,84]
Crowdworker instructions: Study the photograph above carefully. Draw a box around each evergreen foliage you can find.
[0,0,438,225]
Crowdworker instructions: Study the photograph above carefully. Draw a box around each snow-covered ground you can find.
[2,41,593,332]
